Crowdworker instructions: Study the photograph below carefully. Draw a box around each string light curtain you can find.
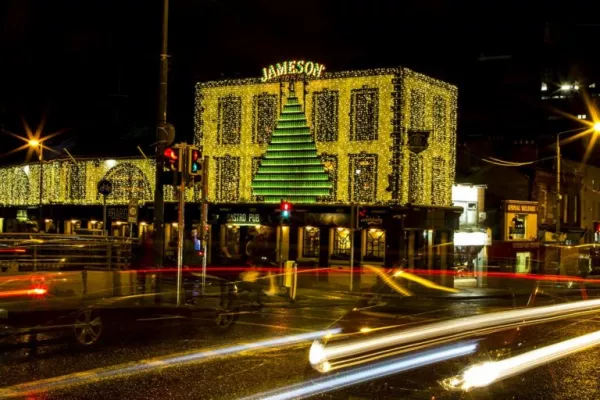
[195,67,457,206]
[0,158,191,206]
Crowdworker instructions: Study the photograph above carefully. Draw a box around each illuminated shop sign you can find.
[506,203,537,213]
[454,231,488,246]
[226,213,261,224]
[260,60,325,82]
[107,207,128,220]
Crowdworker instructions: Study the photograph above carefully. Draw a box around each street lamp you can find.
[555,123,600,243]
[28,139,43,226]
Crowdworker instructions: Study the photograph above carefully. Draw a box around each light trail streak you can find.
[363,265,412,296]
[310,299,600,372]
[394,270,459,293]
[241,341,478,400]
[0,287,47,298]
[443,329,600,390]
[0,328,340,398]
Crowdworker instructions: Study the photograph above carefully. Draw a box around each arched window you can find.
[100,163,152,202]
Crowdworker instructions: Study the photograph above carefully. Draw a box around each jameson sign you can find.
[261,60,325,82]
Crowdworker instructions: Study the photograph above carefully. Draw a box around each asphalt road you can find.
[1,297,600,399]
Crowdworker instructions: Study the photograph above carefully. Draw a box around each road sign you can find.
[97,179,113,196]
[128,200,139,224]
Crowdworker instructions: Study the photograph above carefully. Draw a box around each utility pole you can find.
[555,134,561,248]
[154,0,169,269]
[38,145,43,225]
[349,205,355,292]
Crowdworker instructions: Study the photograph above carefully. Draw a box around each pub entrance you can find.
[212,208,277,268]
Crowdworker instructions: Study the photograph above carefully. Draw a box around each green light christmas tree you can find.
[251,83,331,203]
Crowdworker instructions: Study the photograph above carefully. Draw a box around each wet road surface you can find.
[1,297,599,399]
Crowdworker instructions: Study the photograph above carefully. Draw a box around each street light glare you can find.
[28,139,40,147]
[594,122,600,133]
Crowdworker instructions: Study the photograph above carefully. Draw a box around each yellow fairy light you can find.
[194,67,457,206]
[0,157,193,206]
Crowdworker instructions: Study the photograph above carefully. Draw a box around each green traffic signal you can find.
[187,147,203,177]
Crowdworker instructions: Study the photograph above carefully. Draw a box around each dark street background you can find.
[0,0,553,162]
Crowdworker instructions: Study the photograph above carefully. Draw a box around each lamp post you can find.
[28,139,43,227]
[555,122,600,244]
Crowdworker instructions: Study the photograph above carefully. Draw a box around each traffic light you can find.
[164,147,181,172]
[161,147,182,186]
[280,200,292,222]
[188,147,202,177]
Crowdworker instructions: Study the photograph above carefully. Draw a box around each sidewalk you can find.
[240,284,591,309]
[304,286,534,301]
[238,287,362,309]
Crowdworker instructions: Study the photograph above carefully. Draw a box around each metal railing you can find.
[0,233,135,272]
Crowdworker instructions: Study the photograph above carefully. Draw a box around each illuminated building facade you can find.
[0,157,191,240]
[195,65,461,287]
[194,66,457,206]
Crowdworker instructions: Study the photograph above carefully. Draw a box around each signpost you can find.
[97,179,112,236]
[128,199,138,238]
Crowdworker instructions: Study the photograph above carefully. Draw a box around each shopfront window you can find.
[333,228,351,258]
[516,252,531,273]
[365,229,385,262]
[302,226,320,258]
[505,201,538,241]
[509,214,527,240]
[456,201,477,226]
[222,225,241,258]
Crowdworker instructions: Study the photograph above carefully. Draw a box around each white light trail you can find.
[0,328,340,398]
[310,299,600,371]
[243,341,478,400]
[445,329,600,391]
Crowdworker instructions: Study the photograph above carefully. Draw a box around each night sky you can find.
[0,0,576,165]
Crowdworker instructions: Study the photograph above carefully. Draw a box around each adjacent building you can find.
[451,184,489,287]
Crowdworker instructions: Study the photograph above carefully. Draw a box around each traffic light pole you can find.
[200,156,209,294]
[349,205,355,292]
[176,144,187,306]
[278,217,284,285]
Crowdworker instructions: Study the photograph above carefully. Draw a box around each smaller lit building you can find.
[452,184,489,287]
[488,200,540,276]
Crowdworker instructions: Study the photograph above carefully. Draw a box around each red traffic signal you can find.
[164,147,178,160]
[280,200,292,221]
[164,147,182,172]
[281,200,291,211]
